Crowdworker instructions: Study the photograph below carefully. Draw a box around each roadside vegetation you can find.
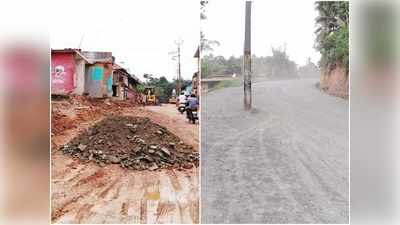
[139,74,191,103]
[208,79,241,92]
[314,1,349,74]
[202,47,303,79]
[200,0,322,92]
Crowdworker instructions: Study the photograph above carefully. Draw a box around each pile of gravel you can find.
[61,116,199,170]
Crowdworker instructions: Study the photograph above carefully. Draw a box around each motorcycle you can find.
[178,103,186,114]
[186,108,198,124]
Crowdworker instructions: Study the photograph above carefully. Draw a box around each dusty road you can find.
[201,79,348,223]
[146,104,199,148]
[52,103,199,224]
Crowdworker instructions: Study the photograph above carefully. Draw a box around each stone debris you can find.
[61,116,199,170]
[77,144,87,151]
[161,147,171,156]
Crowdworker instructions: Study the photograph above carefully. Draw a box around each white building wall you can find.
[73,59,85,95]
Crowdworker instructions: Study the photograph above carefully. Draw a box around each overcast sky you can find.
[202,0,321,66]
[50,0,199,82]
[50,0,320,82]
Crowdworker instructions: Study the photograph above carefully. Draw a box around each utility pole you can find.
[174,40,183,93]
[243,1,252,110]
[177,44,181,93]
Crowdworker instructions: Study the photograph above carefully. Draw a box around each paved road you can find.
[201,79,348,223]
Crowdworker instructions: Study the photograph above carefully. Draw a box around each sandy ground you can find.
[51,103,199,224]
[201,79,348,223]
[145,104,199,149]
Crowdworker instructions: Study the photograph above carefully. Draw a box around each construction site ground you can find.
[51,97,199,224]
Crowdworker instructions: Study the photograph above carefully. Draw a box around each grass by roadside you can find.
[209,80,242,92]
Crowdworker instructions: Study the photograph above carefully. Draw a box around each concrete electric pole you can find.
[174,40,183,93]
[243,1,252,110]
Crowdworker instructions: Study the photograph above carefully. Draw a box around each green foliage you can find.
[315,1,349,74]
[143,75,170,102]
[200,0,208,20]
[154,86,165,98]
[202,46,298,79]
[201,54,241,78]
[200,31,220,53]
[142,75,191,103]
[137,84,145,93]
[209,79,241,92]
[200,0,220,53]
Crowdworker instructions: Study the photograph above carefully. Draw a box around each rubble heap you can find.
[61,116,199,170]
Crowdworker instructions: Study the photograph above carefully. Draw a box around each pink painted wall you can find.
[51,52,75,94]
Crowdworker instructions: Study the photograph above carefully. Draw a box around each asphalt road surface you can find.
[201,79,348,223]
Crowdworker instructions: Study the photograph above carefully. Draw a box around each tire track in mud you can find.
[52,105,199,224]
[53,168,199,223]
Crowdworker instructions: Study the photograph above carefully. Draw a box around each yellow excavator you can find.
[144,86,157,105]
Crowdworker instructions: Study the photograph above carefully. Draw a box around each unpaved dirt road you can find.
[201,79,348,223]
[146,104,199,148]
[52,103,198,224]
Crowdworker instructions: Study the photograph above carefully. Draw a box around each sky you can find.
[48,0,320,81]
[50,0,199,82]
[202,0,321,66]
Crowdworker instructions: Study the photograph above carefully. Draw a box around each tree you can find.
[143,73,155,84]
[201,45,298,79]
[200,31,220,53]
[298,57,319,78]
[141,75,192,103]
[268,46,298,78]
[200,0,220,54]
[314,1,349,74]
[200,0,208,20]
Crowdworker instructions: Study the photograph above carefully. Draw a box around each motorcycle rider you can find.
[186,93,199,120]
[178,91,187,105]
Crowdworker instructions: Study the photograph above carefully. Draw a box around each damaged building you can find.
[112,63,141,101]
[51,49,141,99]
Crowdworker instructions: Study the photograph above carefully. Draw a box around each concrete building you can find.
[112,64,141,101]
[51,49,142,101]
[51,49,114,97]
[51,49,91,95]
[80,51,114,98]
